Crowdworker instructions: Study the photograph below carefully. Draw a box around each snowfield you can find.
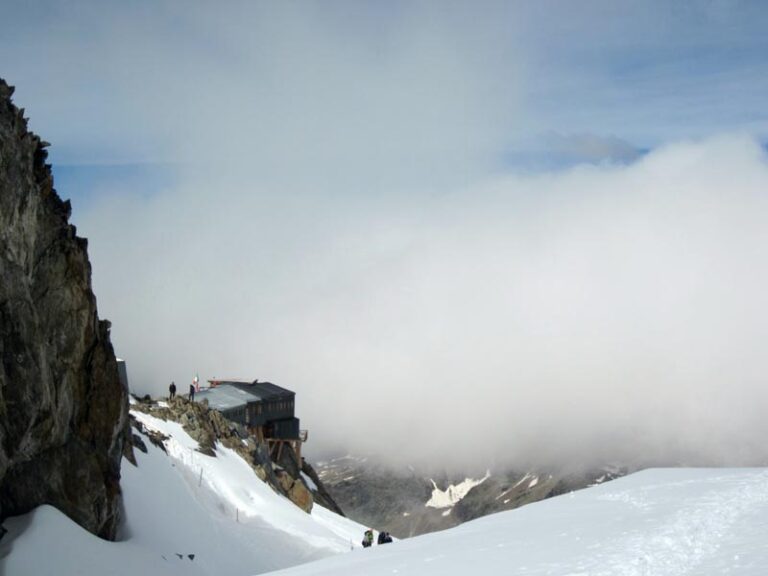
[264,468,768,576]
[1,411,367,576]
[2,412,767,575]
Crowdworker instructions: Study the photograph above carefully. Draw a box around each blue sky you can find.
[2,1,766,175]
[0,0,762,212]
[3,1,768,468]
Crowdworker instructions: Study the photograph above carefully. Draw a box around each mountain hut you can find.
[196,379,308,461]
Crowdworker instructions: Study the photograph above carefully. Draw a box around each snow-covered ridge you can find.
[1,409,368,576]
[130,410,364,547]
[425,471,490,509]
[263,468,768,576]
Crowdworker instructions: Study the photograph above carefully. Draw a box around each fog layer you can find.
[81,136,768,470]
[4,1,767,470]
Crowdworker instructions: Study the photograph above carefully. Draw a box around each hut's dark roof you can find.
[204,380,295,404]
[195,385,259,412]
[219,380,294,399]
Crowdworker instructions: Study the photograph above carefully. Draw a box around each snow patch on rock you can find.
[426,472,490,509]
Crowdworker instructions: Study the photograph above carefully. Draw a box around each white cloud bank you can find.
[5,0,767,472]
[79,134,768,471]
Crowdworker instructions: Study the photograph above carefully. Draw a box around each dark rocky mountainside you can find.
[316,456,627,538]
[0,79,130,539]
[315,457,435,537]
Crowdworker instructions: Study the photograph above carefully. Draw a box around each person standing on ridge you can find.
[169,382,176,399]
[189,383,195,402]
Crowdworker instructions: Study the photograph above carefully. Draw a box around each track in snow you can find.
[584,470,768,575]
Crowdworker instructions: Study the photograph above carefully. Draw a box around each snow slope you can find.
[0,411,367,576]
[264,468,768,576]
[3,412,768,576]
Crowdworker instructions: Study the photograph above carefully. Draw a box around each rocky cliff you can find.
[0,79,129,539]
[130,395,345,516]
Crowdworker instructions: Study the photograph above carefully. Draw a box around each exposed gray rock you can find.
[301,459,345,517]
[315,457,435,537]
[131,397,346,515]
[0,78,129,539]
[316,457,628,538]
[131,433,148,454]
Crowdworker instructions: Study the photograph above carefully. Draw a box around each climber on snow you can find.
[362,529,374,548]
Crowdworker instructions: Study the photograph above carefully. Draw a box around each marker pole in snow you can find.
[199,468,203,487]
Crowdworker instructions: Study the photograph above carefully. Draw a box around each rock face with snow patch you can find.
[317,457,628,538]
[0,79,129,539]
[131,396,345,515]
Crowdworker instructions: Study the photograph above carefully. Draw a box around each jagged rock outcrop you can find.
[301,459,345,516]
[131,397,259,459]
[131,397,306,505]
[131,397,345,515]
[272,440,314,513]
[0,79,130,539]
